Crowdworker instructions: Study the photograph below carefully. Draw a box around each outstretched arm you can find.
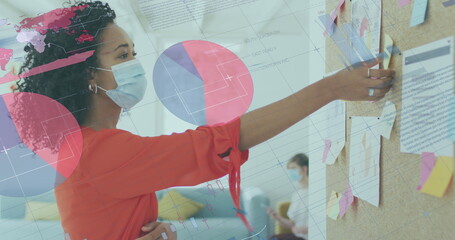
[239,65,395,151]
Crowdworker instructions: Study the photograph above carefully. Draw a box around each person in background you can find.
[267,153,309,240]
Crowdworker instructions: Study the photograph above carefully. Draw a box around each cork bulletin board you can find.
[324,0,455,239]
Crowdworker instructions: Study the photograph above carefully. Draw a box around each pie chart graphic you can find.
[0,92,82,197]
[153,40,254,126]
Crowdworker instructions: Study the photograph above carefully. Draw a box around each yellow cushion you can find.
[24,201,61,221]
[158,190,204,220]
[275,201,292,235]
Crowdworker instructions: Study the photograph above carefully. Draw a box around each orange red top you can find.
[55,119,248,240]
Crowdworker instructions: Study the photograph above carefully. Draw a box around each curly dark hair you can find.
[15,1,116,126]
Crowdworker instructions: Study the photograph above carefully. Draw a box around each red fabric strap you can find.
[228,147,254,232]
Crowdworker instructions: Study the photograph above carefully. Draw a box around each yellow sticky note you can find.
[384,34,394,69]
[327,191,342,220]
[420,157,453,197]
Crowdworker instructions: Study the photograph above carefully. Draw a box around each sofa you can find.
[1,186,270,240]
[0,190,63,240]
[156,186,270,240]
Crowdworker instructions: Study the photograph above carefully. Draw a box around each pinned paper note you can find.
[448,96,455,142]
[322,139,332,164]
[327,191,342,220]
[417,152,436,190]
[324,139,345,165]
[401,37,454,157]
[420,157,454,197]
[349,117,381,207]
[378,101,397,139]
[383,34,394,69]
[322,99,346,165]
[339,185,354,218]
[410,0,428,27]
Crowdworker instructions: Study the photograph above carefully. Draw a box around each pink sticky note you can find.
[359,17,369,37]
[398,0,412,7]
[325,0,346,36]
[338,0,346,10]
[417,152,436,190]
[330,0,345,20]
[339,185,354,218]
[322,139,332,163]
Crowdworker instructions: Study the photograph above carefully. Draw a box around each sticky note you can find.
[319,14,336,36]
[339,185,354,218]
[398,0,412,7]
[417,152,436,190]
[322,0,345,36]
[330,0,346,24]
[443,0,455,7]
[379,101,397,139]
[410,0,428,27]
[420,157,454,197]
[322,139,332,164]
[448,96,455,142]
[327,191,341,220]
[359,17,369,38]
[383,34,394,69]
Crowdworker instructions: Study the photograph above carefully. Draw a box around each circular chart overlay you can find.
[153,40,254,126]
[0,92,82,197]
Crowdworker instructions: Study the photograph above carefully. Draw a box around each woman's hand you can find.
[266,207,280,220]
[328,64,395,101]
[136,222,176,240]
[291,225,308,235]
[239,61,396,151]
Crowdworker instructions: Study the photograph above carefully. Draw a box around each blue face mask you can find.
[93,59,147,110]
[287,168,301,182]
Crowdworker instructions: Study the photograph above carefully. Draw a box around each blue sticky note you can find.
[319,14,335,36]
[443,0,455,7]
[410,0,428,27]
[448,96,455,141]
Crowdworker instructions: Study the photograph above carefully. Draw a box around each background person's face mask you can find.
[94,59,147,110]
[287,168,301,182]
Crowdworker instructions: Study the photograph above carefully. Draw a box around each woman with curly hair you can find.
[15,1,395,239]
